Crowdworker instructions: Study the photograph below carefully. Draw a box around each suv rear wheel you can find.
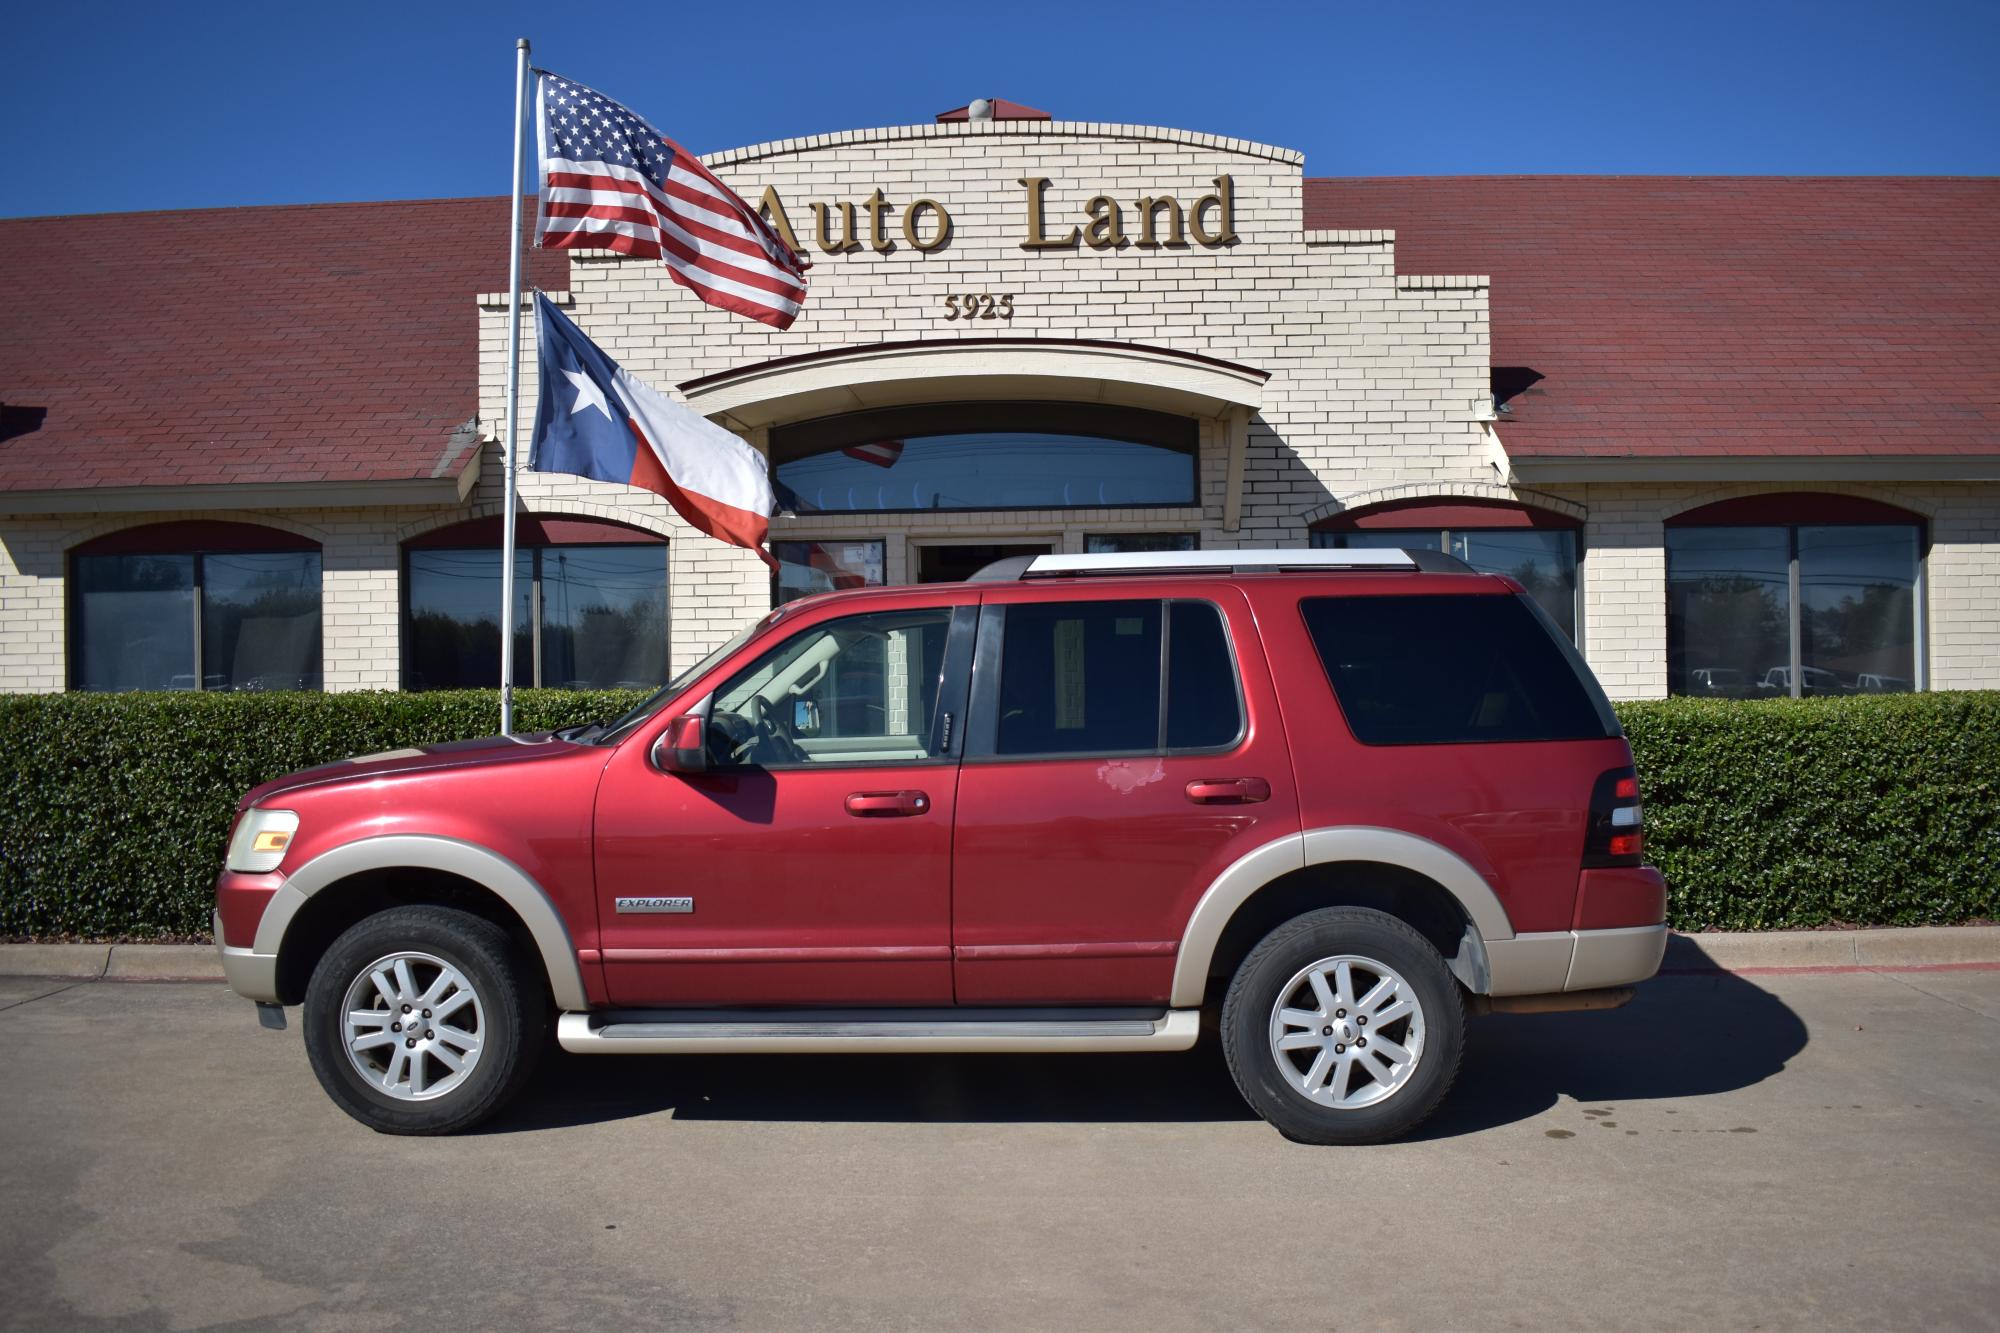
[302,905,546,1135]
[1221,907,1464,1144]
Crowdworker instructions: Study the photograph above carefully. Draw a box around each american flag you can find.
[534,71,808,330]
[842,439,905,468]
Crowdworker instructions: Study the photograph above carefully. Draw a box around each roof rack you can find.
[968,548,1475,582]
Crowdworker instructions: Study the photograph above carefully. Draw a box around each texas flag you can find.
[530,293,776,568]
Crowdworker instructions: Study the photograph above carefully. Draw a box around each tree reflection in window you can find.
[1667,523,1919,697]
[1313,527,1579,640]
[404,539,667,691]
[70,529,322,692]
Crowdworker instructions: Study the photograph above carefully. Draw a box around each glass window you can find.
[986,599,1243,758]
[72,546,323,692]
[995,601,1163,756]
[709,609,952,766]
[772,403,1198,514]
[1165,601,1241,749]
[1668,522,1920,697]
[1666,527,1791,698]
[201,553,324,691]
[1087,533,1199,554]
[540,547,672,689]
[1454,531,1579,640]
[773,539,885,606]
[1313,530,1437,552]
[1316,527,1580,639]
[1301,594,1614,746]
[1799,526,1918,694]
[405,544,665,691]
[406,548,534,691]
[73,554,196,691]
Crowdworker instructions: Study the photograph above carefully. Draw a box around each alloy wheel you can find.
[1267,953,1427,1109]
[340,951,486,1101]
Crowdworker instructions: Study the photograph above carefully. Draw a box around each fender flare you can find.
[1168,827,1516,1007]
[254,834,590,1011]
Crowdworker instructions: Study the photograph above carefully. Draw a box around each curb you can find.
[3,926,1998,985]
[0,943,223,982]
[1663,925,2000,973]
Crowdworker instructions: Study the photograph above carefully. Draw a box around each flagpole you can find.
[498,36,531,735]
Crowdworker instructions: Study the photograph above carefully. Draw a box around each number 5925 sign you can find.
[942,293,1014,321]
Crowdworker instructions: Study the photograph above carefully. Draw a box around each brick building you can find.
[2,108,1995,699]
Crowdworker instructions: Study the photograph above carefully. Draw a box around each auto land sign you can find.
[754,175,1239,256]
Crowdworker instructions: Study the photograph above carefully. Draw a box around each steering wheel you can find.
[737,695,807,765]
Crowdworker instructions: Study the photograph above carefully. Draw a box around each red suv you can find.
[215,549,1666,1143]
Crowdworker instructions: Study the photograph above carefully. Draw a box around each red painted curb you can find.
[1660,960,2000,977]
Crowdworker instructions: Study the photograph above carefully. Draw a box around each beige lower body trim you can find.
[1486,924,1668,996]
[250,836,591,1012]
[1566,924,1668,991]
[216,913,279,1001]
[556,1008,1201,1055]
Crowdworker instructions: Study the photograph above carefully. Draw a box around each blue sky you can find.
[3,0,1995,218]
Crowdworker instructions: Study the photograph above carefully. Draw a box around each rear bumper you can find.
[1566,923,1669,990]
[214,909,280,1002]
[1484,923,1668,996]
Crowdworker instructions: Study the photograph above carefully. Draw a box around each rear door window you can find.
[981,599,1242,757]
[1300,593,1614,745]
[1166,600,1241,749]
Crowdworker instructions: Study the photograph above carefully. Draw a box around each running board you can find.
[557,1006,1201,1054]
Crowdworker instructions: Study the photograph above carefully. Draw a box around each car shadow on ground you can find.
[485,954,1808,1138]
[1410,967,1807,1141]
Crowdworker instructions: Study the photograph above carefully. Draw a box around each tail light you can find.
[1583,767,1644,867]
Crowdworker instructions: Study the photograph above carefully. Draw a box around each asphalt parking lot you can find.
[2,966,1996,1331]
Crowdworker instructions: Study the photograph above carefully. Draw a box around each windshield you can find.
[593,618,767,745]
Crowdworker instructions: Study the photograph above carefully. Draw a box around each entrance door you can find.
[917,543,1052,584]
[592,598,974,1007]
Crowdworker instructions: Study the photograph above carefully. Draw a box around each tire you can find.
[1221,907,1465,1145]
[302,905,547,1135]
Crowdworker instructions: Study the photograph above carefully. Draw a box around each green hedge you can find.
[1619,692,1997,931]
[2,689,1994,939]
[0,690,642,939]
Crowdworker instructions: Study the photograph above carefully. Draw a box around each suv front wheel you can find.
[1221,907,1465,1144]
[302,905,546,1135]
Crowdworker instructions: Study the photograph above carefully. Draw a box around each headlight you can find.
[226,809,300,873]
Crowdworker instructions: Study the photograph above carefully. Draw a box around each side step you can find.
[557,1006,1201,1055]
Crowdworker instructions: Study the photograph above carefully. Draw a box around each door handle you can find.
[1185,777,1271,805]
[845,790,932,817]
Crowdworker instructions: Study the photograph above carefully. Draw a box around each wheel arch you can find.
[258,836,589,1011]
[1171,828,1516,1007]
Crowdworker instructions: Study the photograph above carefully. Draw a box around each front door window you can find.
[708,609,956,767]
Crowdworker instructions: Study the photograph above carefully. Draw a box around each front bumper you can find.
[214,909,280,1002]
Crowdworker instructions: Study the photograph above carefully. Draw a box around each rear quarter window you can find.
[1300,593,1616,745]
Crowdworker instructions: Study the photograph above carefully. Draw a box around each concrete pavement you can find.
[1,968,1997,1330]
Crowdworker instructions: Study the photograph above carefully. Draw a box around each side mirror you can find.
[652,712,709,774]
[793,698,821,736]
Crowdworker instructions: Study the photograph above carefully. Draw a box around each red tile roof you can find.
[0,197,565,494]
[1305,176,2000,458]
[4,179,1991,498]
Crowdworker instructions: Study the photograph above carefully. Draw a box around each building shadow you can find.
[486,941,1807,1138]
